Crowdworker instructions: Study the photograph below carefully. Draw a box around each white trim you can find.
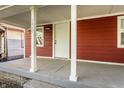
[38,20,70,27]
[37,56,69,61]
[68,21,70,60]
[36,45,44,47]
[77,59,124,66]
[36,56,70,60]
[36,26,44,47]
[77,12,124,21]
[52,20,70,24]
[53,21,70,59]
[52,24,55,58]
[36,56,53,59]
[0,5,14,11]
[117,16,124,48]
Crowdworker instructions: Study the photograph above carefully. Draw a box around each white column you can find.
[69,5,78,82]
[30,6,38,72]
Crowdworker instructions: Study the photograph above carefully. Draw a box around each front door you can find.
[54,22,69,59]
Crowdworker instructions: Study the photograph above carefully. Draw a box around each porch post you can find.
[69,5,78,82]
[30,6,38,72]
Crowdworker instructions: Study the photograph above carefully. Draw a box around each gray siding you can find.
[7,39,24,57]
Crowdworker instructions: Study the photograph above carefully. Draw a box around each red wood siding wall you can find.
[25,29,31,57]
[25,16,124,63]
[77,16,124,63]
[25,24,52,57]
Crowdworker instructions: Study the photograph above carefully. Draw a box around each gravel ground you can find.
[0,78,23,88]
[0,71,29,88]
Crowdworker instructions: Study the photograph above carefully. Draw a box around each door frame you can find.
[52,21,70,59]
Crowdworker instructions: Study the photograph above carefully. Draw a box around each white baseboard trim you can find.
[36,56,53,59]
[30,55,124,66]
[77,59,124,66]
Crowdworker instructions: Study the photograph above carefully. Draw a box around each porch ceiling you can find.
[1,5,71,28]
[1,5,124,28]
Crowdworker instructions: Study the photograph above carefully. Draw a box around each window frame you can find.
[117,16,124,48]
[36,26,44,47]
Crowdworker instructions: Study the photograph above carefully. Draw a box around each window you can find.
[117,16,124,48]
[36,27,44,47]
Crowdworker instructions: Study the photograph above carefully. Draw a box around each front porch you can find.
[0,58,124,88]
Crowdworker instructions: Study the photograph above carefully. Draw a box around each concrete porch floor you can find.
[0,58,124,88]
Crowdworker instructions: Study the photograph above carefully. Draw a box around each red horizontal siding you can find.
[25,16,124,63]
[77,16,124,63]
[25,30,31,57]
[25,24,52,57]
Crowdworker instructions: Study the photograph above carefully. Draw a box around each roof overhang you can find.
[1,5,124,29]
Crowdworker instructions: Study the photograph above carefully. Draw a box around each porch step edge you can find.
[0,64,95,88]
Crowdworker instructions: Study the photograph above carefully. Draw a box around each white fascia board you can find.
[0,5,14,11]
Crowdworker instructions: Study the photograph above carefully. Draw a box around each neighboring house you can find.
[25,15,124,64]
[0,25,7,61]
[0,23,24,61]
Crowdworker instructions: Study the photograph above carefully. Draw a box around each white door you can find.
[54,22,69,59]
